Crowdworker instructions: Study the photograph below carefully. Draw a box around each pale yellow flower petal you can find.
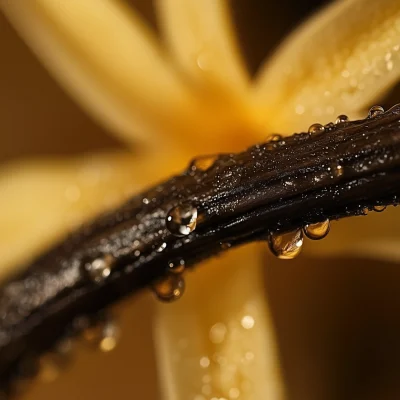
[1,0,196,148]
[155,244,285,400]
[0,153,141,281]
[156,0,250,97]
[253,0,400,133]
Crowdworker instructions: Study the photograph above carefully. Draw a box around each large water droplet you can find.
[335,114,349,124]
[82,319,120,352]
[304,219,330,240]
[308,123,325,134]
[168,258,185,274]
[152,275,185,302]
[368,105,384,118]
[166,204,198,236]
[189,155,218,173]
[373,205,386,212]
[268,229,303,259]
[84,255,114,283]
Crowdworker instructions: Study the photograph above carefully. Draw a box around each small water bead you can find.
[335,114,349,124]
[334,164,344,177]
[156,242,167,253]
[166,204,198,236]
[152,275,185,302]
[168,258,185,274]
[189,155,218,172]
[308,123,325,134]
[324,122,335,130]
[303,219,330,240]
[373,205,386,212]
[268,229,303,259]
[368,105,384,118]
[84,255,114,283]
[264,134,283,150]
[82,319,120,352]
[266,134,282,142]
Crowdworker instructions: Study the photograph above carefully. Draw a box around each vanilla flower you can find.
[1,1,400,399]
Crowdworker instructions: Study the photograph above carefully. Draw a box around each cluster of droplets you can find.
[308,113,350,135]
[86,104,391,302]
[149,203,200,302]
[307,105,385,136]
[267,219,331,259]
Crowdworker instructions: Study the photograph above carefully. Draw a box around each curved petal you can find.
[156,0,250,97]
[253,0,400,133]
[1,0,198,148]
[155,244,285,400]
[0,153,145,281]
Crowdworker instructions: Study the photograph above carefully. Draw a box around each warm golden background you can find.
[2,1,400,399]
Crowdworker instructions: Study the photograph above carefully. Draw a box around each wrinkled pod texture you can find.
[1,104,400,393]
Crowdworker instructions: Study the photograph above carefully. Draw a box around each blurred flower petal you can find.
[0,153,142,281]
[2,0,201,148]
[155,244,284,400]
[253,0,400,133]
[156,0,250,96]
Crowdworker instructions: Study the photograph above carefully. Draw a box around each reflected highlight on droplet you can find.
[308,123,325,134]
[368,105,384,118]
[84,255,114,283]
[152,275,185,302]
[166,204,198,236]
[268,229,303,259]
[168,258,185,274]
[335,114,349,124]
[303,219,330,240]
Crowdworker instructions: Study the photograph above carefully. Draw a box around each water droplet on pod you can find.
[168,258,185,274]
[166,204,198,236]
[334,164,344,177]
[82,319,120,352]
[324,122,335,130]
[308,123,325,134]
[268,229,303,259]
[266,134,282,142]
[152,275,185,302]
[189,155,218,172]
[373,205,386,212]
[84,255,114,283]
[335,114,349,124]
[304,219,330,240]
[368,105,384,118]
[156,242,167,253]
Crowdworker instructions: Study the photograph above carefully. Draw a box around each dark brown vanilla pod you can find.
[1,105,400,391]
